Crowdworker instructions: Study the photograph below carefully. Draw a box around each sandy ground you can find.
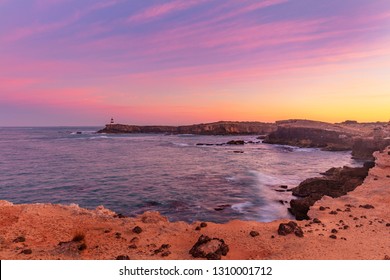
[1,148,389,260]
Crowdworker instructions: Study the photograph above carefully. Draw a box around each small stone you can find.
[128,244,137,249]
[344,208,351,212]
[329,211,338,215]
[384,255,390,260]
[114,213,126,218]
[249,231,259,237]
[132,226,143,234]
[336,208,342,212]
[343,225,349,229]
[13,236,26,243]
[200,222,207,228]
[312,218,321,224]
[161,251,171,257]
[78,243,87,251]
[116,255,130,260]
[331,229,338,234]
[385,223,390,227]
[21,249,32,254]
[271,235,275,239]
[359,204,375,209]
[130,237,139,243]
[115,232,121,238]
[329,235,337,239]
[319,206,326,211]
[195,226,201,231]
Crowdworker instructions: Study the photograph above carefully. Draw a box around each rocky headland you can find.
[263,119,390,160]
[97,121,276,135]
[1,147,389,260]
[98,119,390,160]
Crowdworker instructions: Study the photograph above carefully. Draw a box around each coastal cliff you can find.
[263,120,390,160]
[97,121,276,135]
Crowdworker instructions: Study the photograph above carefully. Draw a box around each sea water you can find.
[0,127,362,223]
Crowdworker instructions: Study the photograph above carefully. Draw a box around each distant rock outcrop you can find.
[263,120,390,160]
[263,126,353,151]
[97,121,276,135]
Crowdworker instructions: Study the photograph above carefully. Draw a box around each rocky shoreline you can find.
[0,147,389,260]
[97,121,276,135]
[98,119,390,160]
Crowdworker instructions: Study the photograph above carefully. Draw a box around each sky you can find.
[0,0,390,126]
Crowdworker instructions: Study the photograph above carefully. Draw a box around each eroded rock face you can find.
[189,235,229,260]
[263,127,353,150]
[352,139,390,160]
[288,165,371,220]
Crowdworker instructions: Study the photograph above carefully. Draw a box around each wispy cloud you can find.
[127,0,208,23]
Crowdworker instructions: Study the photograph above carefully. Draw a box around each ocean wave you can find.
[231,201,252,213]
[171,142,190,147]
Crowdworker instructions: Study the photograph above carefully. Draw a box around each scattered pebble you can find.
[312,218,321,224]
[329,211,338,215]
[331,229,338,234]
[115,255,130,260]
[249,231,259,237]
[13,236,26,243]
[21,249,32,254]
[200,222,207,228]
[114,213,126,218]
[329,235,337,239]
[161,251,171,257]
[78,243,87,251]
[132,226,142,234]
[359,204,375,209]
[319,206,326,211]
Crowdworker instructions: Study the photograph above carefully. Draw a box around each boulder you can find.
[189,235,229,260]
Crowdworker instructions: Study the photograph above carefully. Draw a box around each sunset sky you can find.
[1,0,390,126]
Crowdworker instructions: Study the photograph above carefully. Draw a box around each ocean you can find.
[0,127,362,223]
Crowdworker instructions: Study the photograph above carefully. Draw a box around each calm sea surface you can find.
[0,127,362,223]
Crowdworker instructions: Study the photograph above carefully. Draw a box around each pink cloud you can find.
[127,0,208,23]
